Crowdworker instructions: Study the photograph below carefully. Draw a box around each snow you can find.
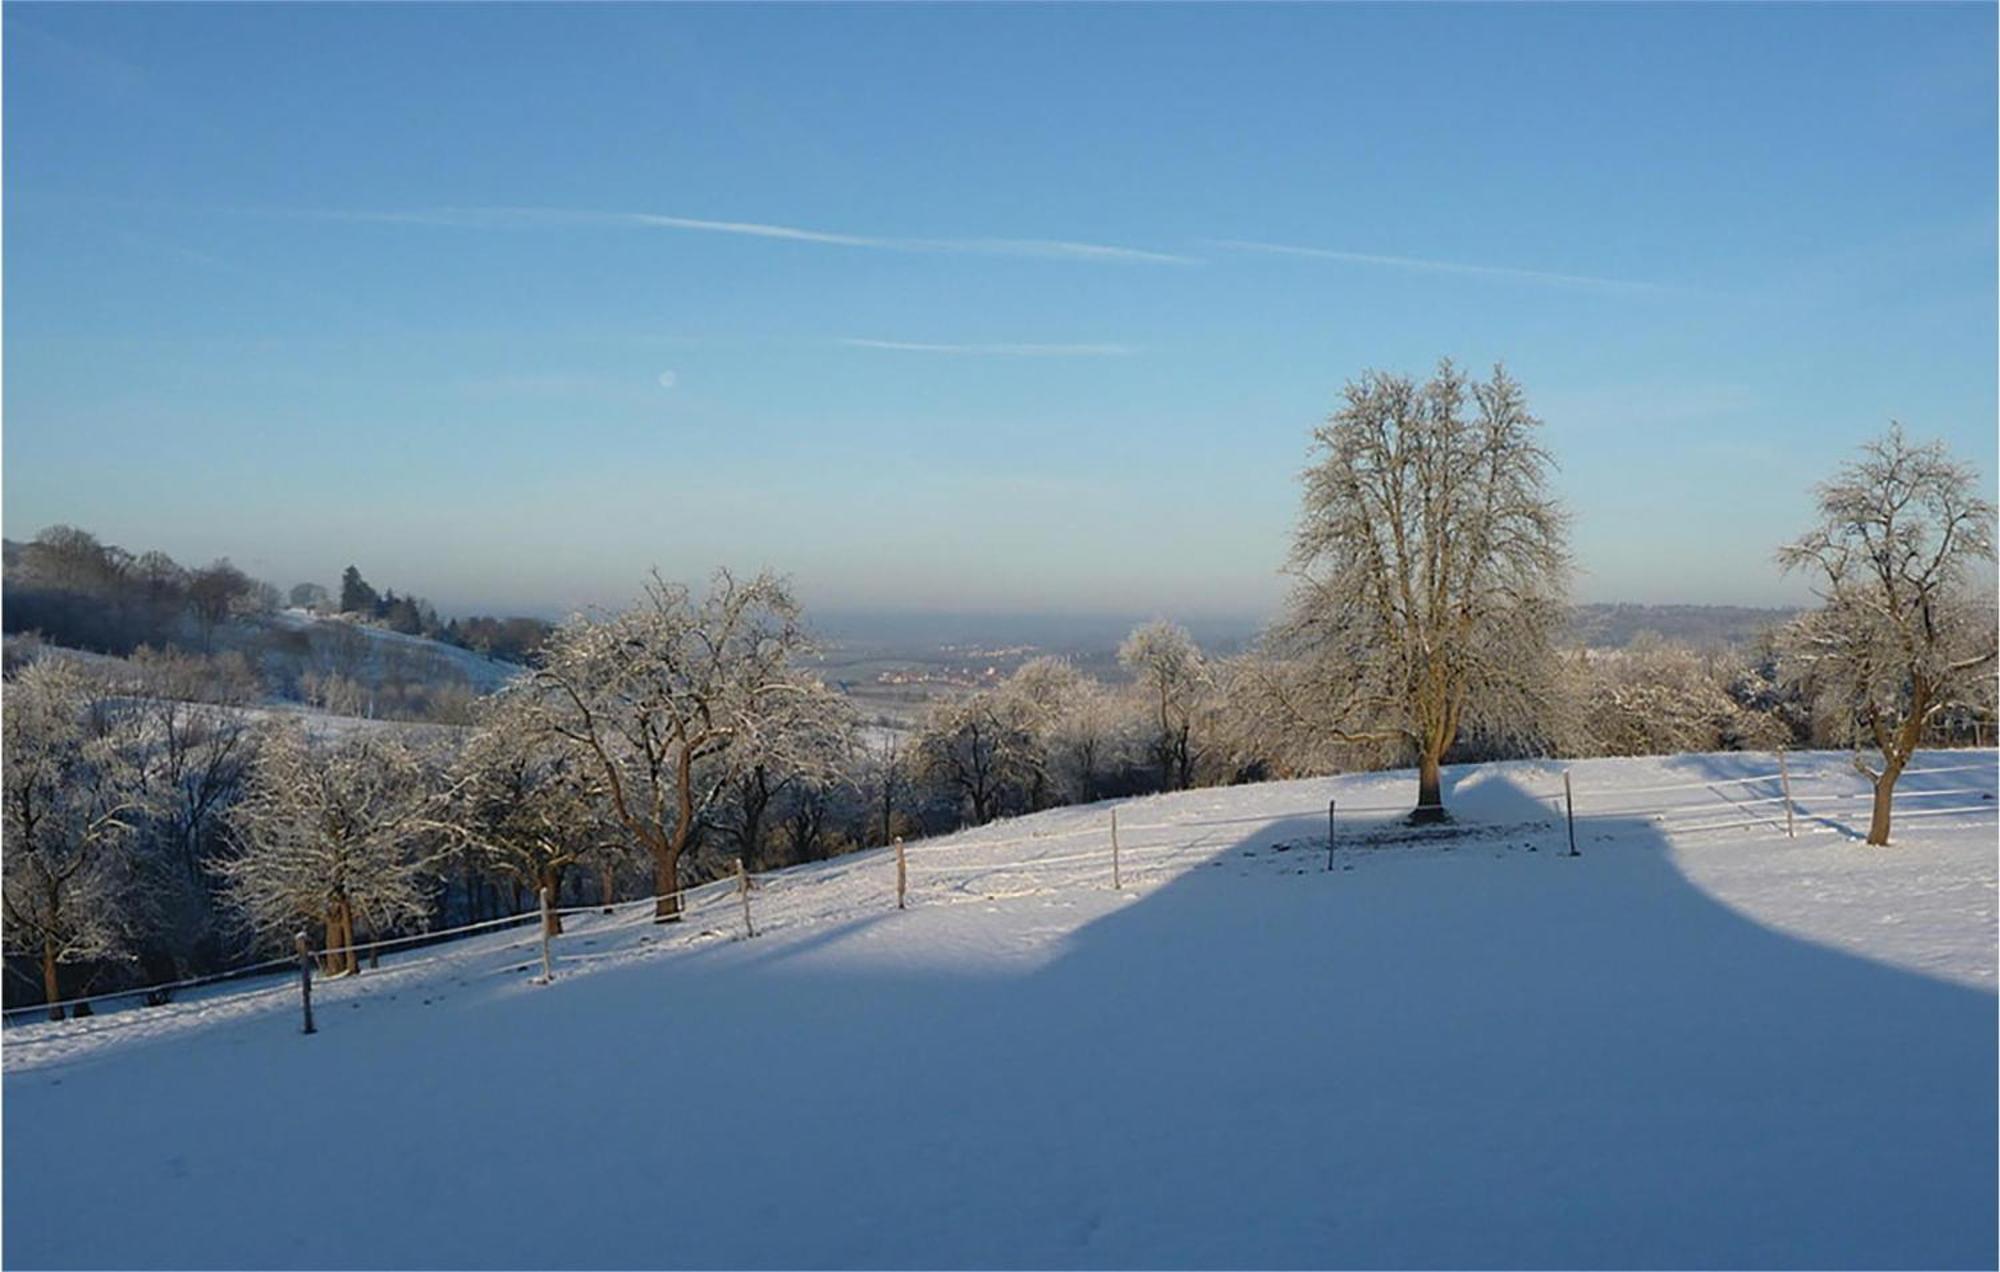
[5,750,1995,1269]
[268,608,523,693]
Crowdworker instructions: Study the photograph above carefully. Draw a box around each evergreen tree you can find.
[338,566,378,616]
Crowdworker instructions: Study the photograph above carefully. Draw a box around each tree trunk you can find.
[1867,700,1923,846]
[323,900,357,977]
[41,937,64,1023]
[1412,750,1448,823]
[1866,779,1895,846]
[599,862,616,912]
[1866,755,1907,846]
[653,841,684,923]
[541,866,565,937]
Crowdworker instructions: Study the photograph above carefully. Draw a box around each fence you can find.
[6,752,1994,1047]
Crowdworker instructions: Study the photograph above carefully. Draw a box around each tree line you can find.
[3,529,552,668]
[5,360,1993,1016]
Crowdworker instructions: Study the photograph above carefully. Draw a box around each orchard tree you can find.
[217,725,449,974]
[1277,360,1569,819]
[1778,424,1997,845]
[706,680,857,873]
[2,660,149,1019]
[528,569,820,921]
[451,695,615,936]
[1118,622,1209,791]
[912,691,1046,825]
[1002,656,1128,803]
[125,649,260,970]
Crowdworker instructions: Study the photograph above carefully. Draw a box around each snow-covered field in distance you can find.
[4,751,1994,1269]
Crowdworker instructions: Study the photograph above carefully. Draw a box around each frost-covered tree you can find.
[1118,623,1209,792]
[2,660,149,1018]
[912,691,1046,826]
[1777,425,1997,845]
[125,651,261,973]
[859,729,912,848]
[1557,636,1787,759]
[704,680,857,873]
[528,569,819,921]
[217,726,447,974]
[1276,360,1569,819]
[451,695,615,936]
[1002,656,1130,803]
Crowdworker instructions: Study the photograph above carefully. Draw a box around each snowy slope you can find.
[4,751,1995,1269]
[267,608,523,693]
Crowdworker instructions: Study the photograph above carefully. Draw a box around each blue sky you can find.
[4,3,1994,621]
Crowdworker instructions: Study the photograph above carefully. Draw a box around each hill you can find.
[4,751,1995,1268]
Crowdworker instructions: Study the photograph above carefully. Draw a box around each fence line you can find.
[7,751,1993,1040]
[1,875,741,1025]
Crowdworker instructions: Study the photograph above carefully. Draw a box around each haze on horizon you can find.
[3,4,1994,624]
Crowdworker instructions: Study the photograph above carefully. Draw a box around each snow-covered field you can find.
[5,751,1995,1269]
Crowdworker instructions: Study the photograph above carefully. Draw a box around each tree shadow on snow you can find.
[6,768,1995,1272]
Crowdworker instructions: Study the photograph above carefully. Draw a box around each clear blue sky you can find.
[5,3,1994,621]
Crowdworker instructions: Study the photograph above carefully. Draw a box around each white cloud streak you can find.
[839,338,1138,357]
[1213,239,1670,293]
[306,205,1199,266]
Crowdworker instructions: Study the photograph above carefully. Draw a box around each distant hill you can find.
[1566,604,1795,650]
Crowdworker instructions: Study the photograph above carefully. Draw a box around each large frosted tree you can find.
[217,725,446,974]
[2,660,148,1019]
[451,693,618,936]
[1778,424,1997,845]
[528,569,821,921]
[1277,360,1569,818]
[1118,622,1210,792]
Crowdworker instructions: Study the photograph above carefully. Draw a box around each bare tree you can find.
[2,660,148,1018]
[1777,424,1997,845]
[118,650,262,975]
[1557,636,1787,759]
[705,681,857,872]
[217,725,448,974]
[911,691,1046,826]
[1002,656,1131,803]
[1118,622,1209,791]
[1276,360,1569,818]
[528,569,818,921]
[864,728,910,847]
[186,560,253,652]
[289,582,331,612]
[451,695,615,936]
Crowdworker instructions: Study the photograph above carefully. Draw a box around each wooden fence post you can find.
[895,836,907,910]
[295,931,316,1035]
[1326,798,1336,872]
[736,858,755,939]
[1777,750,1796,839]
[1110,809,1122,891]
[1563,771,1578,857]
[537,886,555,984]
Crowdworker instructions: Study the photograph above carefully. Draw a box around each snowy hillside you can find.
[267,608,522,693]
[5,751,1995,1269]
